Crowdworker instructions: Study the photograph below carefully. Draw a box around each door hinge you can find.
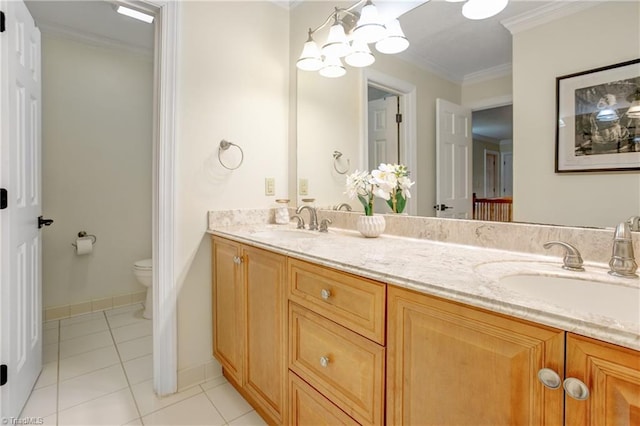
[0,11,5,33]
[1,364,7,386]
[396,113,403,124]
[0,188,7,210]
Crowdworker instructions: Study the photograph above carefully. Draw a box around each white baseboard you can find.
[44,290,147,321]
[177,359,223,392]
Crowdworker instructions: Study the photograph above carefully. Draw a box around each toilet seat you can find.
[134,258,152,270]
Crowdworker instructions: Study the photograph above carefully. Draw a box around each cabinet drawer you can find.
[289,303,384,425]
[288,258,385,344]
[289,372,360,426]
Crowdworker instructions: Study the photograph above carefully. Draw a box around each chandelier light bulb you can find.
[375,19,409,54]
[462,0,509,20]
[353,0,386,44]
[345,39,375,67]
[296,32,323,71]
[322,17,351,58]
[319,55,346,78]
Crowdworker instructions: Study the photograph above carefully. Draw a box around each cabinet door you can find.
[244,246,287,425]
[387,286,564,426]
[212,237,244,384]
[565,333,640,426]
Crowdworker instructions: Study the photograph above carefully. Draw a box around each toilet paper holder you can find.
[71,231,97,249]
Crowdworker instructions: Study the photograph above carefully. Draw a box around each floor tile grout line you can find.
[201,383,241,425]
[106,309,145,422]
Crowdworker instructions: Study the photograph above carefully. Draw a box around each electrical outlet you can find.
[299,178,309,196]
[265,178,275,196]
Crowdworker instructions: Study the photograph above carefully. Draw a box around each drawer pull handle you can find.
[563,377,590,400]
[320,289,331,300]
[319,356,330,368]
[537,368,561,390]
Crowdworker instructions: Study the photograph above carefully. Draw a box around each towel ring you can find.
[218,139,244,170]
[332,150,350,175]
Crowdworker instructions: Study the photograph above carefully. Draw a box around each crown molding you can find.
[463,63,512,86]
[397,51,464,84]
[37,22,153,58]
[501,0,604,35]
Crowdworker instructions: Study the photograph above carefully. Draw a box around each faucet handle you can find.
[319,218,332,233]
[291,215,305,230]
[543,241,585,271]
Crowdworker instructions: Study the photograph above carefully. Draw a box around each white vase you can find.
[357,215,386,238]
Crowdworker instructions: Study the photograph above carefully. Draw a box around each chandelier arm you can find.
[309,0,367,35]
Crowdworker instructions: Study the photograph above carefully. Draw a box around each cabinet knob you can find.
[563,377,590,400]
[233,256,244,265]
[537,368,561,390]
[320,289,331,300]
[319,356,330,368]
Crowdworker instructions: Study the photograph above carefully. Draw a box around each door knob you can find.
[319,356,330,368]
[434,204,452,211]
[537,368,561,390]
[38,216,54,229]
[563,377,590,400]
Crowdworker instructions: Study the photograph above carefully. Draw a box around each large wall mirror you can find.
[293,0,640,229]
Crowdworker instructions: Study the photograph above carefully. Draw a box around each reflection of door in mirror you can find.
[368,86,400,214]
[501,152,513,197]
[436,99,472,219]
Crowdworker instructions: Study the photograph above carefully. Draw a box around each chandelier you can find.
[296,0,410,78]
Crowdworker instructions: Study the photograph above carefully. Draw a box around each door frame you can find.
[363,69,417,216]
[123,0,179,396]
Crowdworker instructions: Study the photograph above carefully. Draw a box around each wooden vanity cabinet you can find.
[565,333,640,426]
[387,286,640,426]
[387,285,565,425]
[211,236,287,425]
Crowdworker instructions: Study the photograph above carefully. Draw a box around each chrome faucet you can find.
[334,203,352,211]
[609,221,638,278]
[296,205,318,231]
[628,216,640,232]
[543,241,584,271]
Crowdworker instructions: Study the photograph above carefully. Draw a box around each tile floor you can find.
[22,303,266,426]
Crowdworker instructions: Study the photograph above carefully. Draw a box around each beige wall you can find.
[513,1,640,228]
[462,74,512,108]
[41,36,152,308]
[175,1,290,372]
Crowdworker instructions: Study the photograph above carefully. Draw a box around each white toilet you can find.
[133,258,152,319]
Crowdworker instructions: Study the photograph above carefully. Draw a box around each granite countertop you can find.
[208,223,640,351]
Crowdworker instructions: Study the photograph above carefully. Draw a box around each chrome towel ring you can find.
[333,150,350,175]
[218,139,244,170]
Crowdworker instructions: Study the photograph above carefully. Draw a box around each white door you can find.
[368,96,398,214]
[501,152,513,197]
[0,0,43,417]
[435,99,472,218]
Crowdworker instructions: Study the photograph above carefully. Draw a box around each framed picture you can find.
[555,58,640,172]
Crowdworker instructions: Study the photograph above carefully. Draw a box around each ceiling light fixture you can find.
[461,0,509,20]
[296,0,409,78]
[116,5,154,24]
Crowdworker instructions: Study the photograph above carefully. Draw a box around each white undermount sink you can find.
[250,229,318,239]
[501,274,640,325]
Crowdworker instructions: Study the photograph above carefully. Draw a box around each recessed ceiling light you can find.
[116,5,154,24]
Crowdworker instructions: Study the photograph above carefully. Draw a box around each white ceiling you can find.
[25,0,154,53]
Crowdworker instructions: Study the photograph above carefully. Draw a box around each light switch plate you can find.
[265,178,275,196]
[299,178,309,196]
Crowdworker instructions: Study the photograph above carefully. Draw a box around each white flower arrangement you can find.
[345,164,414,215]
